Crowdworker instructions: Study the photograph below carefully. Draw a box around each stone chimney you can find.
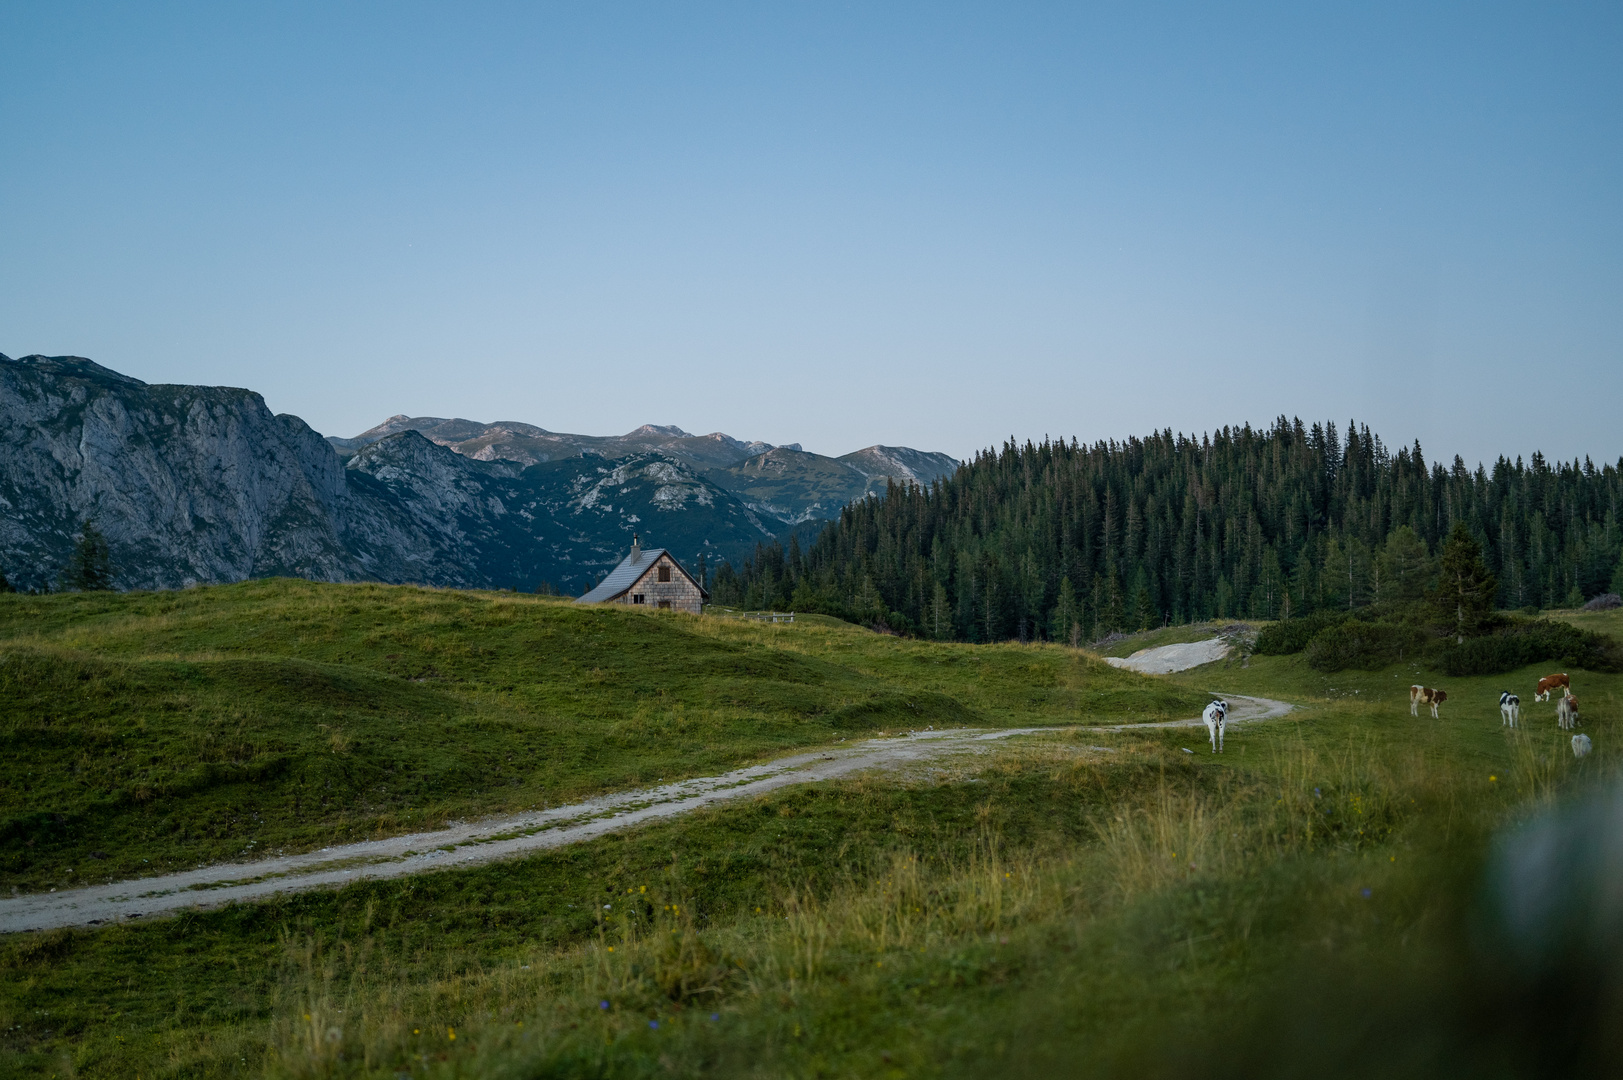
[630,534,641,563]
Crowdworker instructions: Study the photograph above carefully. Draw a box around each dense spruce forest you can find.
[708,418,1623,643]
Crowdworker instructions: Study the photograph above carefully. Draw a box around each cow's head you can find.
[1433,690,1448,704]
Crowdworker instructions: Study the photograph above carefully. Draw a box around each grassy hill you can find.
[1,587,1617,1078]
[0,580,1205,893]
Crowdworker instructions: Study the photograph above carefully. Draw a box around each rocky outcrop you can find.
[0,355,363,591]
[0,355,772,594]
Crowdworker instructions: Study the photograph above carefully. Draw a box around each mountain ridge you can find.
[326,415,957,525]
[0,354,956,593]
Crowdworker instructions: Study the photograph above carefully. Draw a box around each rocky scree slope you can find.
[0,355,771,593]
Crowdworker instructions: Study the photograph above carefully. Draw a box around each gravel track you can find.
[1104,638,1232,674]
[0,695,1289,935]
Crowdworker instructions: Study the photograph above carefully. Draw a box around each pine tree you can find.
[1432,523,1497,642]
[0,566,13,593]
[1050,576,1079,645]
[63,522,114,591]
[1379,526,1432,601]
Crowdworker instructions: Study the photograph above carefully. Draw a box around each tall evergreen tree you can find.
[63,521,115,592]
[1432,524,1497,642]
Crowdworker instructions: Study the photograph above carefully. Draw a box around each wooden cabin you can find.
[574,536,707,614]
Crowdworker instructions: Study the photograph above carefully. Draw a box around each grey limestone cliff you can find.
[0,355,771,593]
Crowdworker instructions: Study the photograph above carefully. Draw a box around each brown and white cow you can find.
[1558,692,1581,731]
[1410,685,1447,719]
[1536,673,1571,702]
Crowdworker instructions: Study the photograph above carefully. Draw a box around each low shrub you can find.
[1254,609,1350,655]
[1432,619,1623,677]
[1304,621,1428,672]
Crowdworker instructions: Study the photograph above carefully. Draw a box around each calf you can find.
[1536,673,1570,702]
[1202,699,1230,754]
[1558,692,1581,731]
[1410,685,1448,719]
[1572,733,1593,759]
[1500,691,1521,728]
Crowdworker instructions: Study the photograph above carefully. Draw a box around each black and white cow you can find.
[1202,699,1230,754]
[1500,691,1521,728]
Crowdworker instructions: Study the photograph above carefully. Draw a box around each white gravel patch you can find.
[1105,638,1231,674]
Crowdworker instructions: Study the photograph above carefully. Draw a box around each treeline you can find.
[708,418,1623,642]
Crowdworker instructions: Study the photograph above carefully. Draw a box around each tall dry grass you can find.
[254,729,1584,1078]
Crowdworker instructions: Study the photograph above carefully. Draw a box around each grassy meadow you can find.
[2,584,1620,1078]
[0,580,1205,893]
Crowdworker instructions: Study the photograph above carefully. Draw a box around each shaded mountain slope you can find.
[0,355,771,593]
[330,416,958,526]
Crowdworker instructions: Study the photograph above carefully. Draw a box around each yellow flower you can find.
[1490,775,1498,782]
[447,1027,456,1041]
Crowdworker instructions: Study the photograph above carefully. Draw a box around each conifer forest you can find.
[709,418,1623,642]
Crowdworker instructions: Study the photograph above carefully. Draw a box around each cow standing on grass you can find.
[1202,699,1229,754]
[1558,692,1581,731]
[1536,673,1570,702]
[1411,685,1448,719]
[1500,691,1521,727]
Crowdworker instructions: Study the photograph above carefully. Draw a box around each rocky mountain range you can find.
[330,415,958,526]
[0,354,958,594]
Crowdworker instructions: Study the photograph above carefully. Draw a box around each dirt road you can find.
[0,694,1289,935]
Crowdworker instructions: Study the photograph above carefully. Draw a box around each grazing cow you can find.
[1500,691,1521,727]
[1410,685,1448,719]
[1572,733,1593,759]
[1536,673,1571,702]
[1202,699,1230,754]
[1558,692,1581,731]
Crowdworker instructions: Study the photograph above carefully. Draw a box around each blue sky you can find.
[3,2,1619,465]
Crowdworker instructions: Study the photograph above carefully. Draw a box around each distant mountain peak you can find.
[326,412,957,527]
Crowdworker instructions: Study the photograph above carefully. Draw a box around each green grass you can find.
[3,584,1619,1078]
[0,580,1208,892]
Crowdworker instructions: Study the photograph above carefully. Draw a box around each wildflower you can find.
[1490,775,1498,782]
[607,946,614,952]
[710,1013,720,1022]
[600,1000,610,1010]
[1360,888,1371,899]
[640,885,646,893]
[650,1019,660,1029]
[448,1027,457,1041]
[413,1028,420,1035]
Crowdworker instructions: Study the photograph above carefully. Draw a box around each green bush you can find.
[1433,619,1623,677]
[1304,621,1428,672]
[1254,609,1351,655]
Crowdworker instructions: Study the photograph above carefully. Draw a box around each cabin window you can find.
[633,594,644,604]
[658,565,671,582]
[658,600,671,610]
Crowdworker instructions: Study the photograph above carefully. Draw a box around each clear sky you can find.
[3,2,1619,466]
